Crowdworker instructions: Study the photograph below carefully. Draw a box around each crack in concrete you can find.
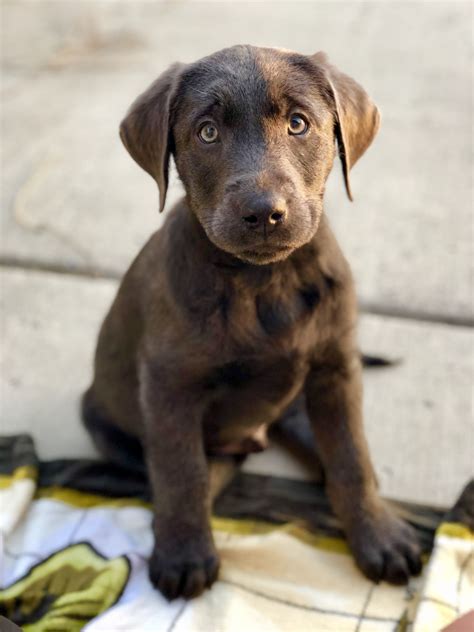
[0,259,472,329]
[358,301,474,329]
[0,257,121,282]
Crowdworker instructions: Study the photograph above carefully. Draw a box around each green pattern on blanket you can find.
[0,543,129,631]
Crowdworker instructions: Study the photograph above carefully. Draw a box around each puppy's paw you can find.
[148,544,220,600]
[347,505,422,585]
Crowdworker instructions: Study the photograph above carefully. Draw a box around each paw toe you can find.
[383,550,410,585]
[355,546,385,583]
[399,540,423,576]
[204,556,220,587]
[149,552,220,600]
[181,565,207,599]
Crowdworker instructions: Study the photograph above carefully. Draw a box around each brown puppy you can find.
[82,45,421,600]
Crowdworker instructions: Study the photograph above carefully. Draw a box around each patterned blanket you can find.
[0,435,472,631]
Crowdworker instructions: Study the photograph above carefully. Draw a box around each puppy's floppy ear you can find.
[119,63,184,212]
[312,52,380,201]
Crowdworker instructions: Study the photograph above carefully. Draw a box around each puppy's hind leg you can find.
[208,456,245,504]
[270,396,325,483]
[81,387,145,473]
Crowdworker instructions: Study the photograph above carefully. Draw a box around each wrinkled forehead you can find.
[173,46,332,127]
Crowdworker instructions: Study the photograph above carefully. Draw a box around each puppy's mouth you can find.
[236,244,295,265]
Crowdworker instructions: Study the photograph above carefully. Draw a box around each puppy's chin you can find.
[206,235,317,266]
[205,229,298,265]
[235,246,295,265]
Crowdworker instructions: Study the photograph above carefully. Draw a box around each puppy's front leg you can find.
[140,361,219,600]
[305,351,422,584]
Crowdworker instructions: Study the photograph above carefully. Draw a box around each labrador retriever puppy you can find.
[82,45,421,600]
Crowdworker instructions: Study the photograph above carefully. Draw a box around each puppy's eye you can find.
[288,114,309,136]
[198,122,219,143]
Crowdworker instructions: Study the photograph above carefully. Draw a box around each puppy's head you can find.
[120,45,379,265]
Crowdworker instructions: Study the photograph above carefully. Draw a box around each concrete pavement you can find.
[1,1,472,507]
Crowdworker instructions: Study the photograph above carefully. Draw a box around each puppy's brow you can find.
[285,96,316,114]
[193,101,221,124]
[191,94,247,127]
[273,93,325,127]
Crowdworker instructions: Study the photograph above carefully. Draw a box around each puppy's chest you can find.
[208,278,323,353]
[199,282,324,402]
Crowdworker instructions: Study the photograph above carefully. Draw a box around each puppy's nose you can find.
[242,195,287,229]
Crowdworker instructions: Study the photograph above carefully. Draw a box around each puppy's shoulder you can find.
[128,200,188,291]
[313,215,353,291]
